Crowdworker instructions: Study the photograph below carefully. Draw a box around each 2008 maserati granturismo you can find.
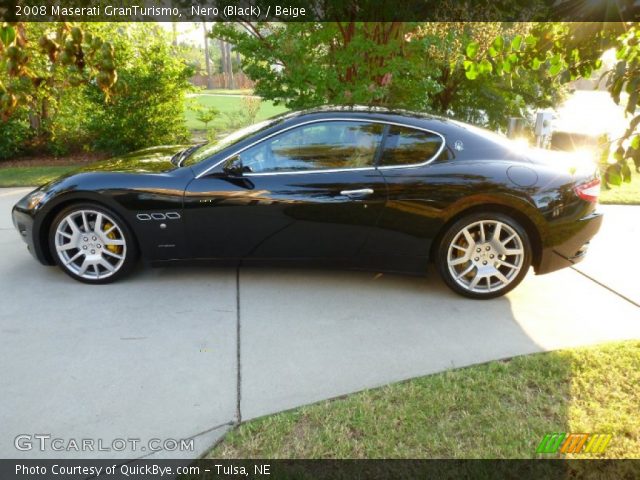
[12,107,603,299]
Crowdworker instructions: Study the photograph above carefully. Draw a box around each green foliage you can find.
[189,102,220,130]
[464,22,639,184]
[0,109,32,159]
[0,23,193,159]
[82,24,192,154]
[212,22,562,132]
[212,23,442,112]
[0,22,117,121]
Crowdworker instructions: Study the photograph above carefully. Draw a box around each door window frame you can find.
[196,118,446,179]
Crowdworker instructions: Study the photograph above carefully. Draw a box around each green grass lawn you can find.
[210,340,640,459]
[199,88,255,96]
[0,166,77,188]
[599,173,640,205]
[185,94,287,131]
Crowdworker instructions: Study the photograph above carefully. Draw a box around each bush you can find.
[84,24,193,155]
[0,112,33,160]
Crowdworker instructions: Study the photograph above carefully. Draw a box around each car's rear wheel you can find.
[436,212,532,299]
[49,204,138,284]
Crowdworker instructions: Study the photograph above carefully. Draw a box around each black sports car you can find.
[12,107,602,299]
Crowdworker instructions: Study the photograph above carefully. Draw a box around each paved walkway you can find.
[1,188,638,459]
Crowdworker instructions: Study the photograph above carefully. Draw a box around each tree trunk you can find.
[226,42,235,89]
[171,22,178,47]
[219,39,227,88]
[202,23,213,89]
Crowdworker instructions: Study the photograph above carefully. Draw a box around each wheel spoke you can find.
[76,258,91,275]
[65,251,83,265]
[468,272,482,290]
[103,250,124,260]
[492,223,502,242]
[462,228,474,246]
[66,218,80,235]
[81,212,90,232]
[99,258,115,272]
[502,233,516,246]
[493,270,509,285]
[497,260,519,270]
[104,238,125,246]
[504,248,523,256]
[456,264,475,279]
[94,213,103,234]
[56,243,76,252]
[479,221,486,242]
[450,256,469,266]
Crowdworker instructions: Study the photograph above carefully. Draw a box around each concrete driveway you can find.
[1,187,639,459]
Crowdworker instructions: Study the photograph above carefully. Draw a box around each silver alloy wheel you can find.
[446,220,525,294]
[54,209,127,281]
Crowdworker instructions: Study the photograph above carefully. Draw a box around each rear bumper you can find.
[535,210,603,275]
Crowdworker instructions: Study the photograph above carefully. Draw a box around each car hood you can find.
[76,145,187,174]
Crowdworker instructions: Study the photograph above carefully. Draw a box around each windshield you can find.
[184,113,295,167]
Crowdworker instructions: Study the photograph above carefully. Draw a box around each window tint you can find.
[239,121,384,173]
[379,126,443,166]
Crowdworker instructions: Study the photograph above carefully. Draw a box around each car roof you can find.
[272,105,505,144]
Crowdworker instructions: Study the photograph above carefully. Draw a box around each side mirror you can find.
[223,155,245,177]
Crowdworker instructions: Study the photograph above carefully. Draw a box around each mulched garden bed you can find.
[0,152,109,169]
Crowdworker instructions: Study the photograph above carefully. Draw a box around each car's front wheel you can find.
[49,204,138,284]
[436,212,532,299]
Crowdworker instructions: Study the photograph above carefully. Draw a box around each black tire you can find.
[48,203,138,284]
[436,212,532,299]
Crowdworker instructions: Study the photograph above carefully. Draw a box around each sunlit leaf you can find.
[464,62,478,80]
[0,25,16,46]
[605,164,622,186]
[479,59,493,74]
[549,62,562,76]
[492,36,504,53]
[511,35,522,51]
[466,42,479,59]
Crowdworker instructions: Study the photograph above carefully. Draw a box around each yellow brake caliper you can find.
[103,222,122,254]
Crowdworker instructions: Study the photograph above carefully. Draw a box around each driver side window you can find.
[239,121,384,173]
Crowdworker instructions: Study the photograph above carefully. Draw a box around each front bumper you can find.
[11,205,48,264]
[536,210,603,275]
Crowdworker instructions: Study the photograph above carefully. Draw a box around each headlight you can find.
[25,191,46,210]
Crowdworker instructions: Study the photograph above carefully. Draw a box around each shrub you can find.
[0,111,32,160]
[85,24,193,155]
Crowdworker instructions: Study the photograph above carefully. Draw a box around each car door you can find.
[183,120,388,260]
[360,123,448,260]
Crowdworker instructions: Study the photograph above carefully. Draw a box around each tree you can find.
[211,22,563,130]
[0,22,193,158]
[463,22,639,184]
[0,22,117,122]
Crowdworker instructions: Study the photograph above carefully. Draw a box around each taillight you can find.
[574,178,600,203]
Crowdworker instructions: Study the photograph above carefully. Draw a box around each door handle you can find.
[340,188,374,198]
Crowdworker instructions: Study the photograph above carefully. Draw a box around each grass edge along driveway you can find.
[210,340,640,459]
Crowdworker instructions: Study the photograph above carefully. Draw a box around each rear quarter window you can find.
[379,125,443,166]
